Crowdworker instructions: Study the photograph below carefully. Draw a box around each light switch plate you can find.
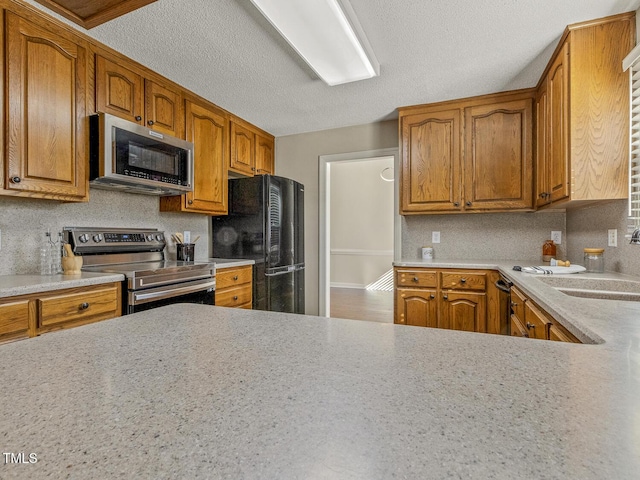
[608,229,617,247]
[432,231,441,244]
[551,231,562,245]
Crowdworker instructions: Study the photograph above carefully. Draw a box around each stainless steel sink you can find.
[537,276,640,301]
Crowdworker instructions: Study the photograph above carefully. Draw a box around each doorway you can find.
[318,147,400,319]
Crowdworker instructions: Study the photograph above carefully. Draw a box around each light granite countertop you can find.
[0,292,639,478]
[209,258,256,269]
[0,272,125,299]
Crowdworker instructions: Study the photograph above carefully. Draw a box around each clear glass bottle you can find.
[52,232,63,274]
[40,231,53,275]
[584,248,605,273]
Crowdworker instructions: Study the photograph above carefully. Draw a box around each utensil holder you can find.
[61,256,83,275]
[177,243,195,262]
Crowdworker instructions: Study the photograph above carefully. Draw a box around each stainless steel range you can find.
[64,227,215,314]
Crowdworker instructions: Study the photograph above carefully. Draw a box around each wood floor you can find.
[330,287,393,323]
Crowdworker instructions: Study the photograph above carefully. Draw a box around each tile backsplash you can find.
[0,188,210,275]
[402,211,567,262]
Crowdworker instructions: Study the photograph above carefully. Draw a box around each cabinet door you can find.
[439,291,486,332]
[535,81,550,207]
[395,288,438,327]
[547,41,570,204]
[166,100,228,214]
[400,109,462,213]
[144,79,184,137]
[5,12,88,200]
[95,54,143,124]
[255,133,274,175]
[523,301,551,340]
[0,299,30,343]
[464,98,533,210]
[230,121,256,175]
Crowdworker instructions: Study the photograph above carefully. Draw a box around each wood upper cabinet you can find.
[537,41,570,206]
[400,108,462,213]
[95,53,184,138]
[255,133,275,175]
[464,98,533,211]
[535,13,634,208]
[160,100,228,215]
[95,54,143,124]
[3,12,88,201]
[399,90,534,214]
[230,119,256,176]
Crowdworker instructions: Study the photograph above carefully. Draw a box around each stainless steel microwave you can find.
[89,113,194,196]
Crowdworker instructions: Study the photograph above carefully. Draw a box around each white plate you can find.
[521,265,586,274]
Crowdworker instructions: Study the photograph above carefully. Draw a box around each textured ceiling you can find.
[22,0,640,136]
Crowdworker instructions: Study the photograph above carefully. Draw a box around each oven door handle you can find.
[495,278,512,293]
[132,279,216,304]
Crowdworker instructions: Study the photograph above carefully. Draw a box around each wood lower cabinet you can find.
[509,285,579,343]
[2,11,88,202]
[0,282,122,344]
[215,265,253,309]
[535,13,634,208]
[0,299,31,343]
[394,267,498,334]
[160,99,228,215]
[399,90,534,214]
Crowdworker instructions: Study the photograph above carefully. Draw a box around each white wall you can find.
[275,120,398,314]
[330,157,394,288]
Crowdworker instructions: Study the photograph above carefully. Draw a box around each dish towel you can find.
[520,265,586,274]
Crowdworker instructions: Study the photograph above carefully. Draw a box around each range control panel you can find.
[63,227,166,253]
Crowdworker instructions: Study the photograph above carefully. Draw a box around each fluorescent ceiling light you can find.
[249,0,380,86]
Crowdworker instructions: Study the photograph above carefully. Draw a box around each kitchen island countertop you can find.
[1,300,639,479]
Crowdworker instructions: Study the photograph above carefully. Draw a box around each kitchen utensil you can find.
[174,232,184,243]
[62,254,83,275]
[193,235,200,244]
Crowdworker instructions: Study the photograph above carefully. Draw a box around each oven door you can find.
[126,277,215,314]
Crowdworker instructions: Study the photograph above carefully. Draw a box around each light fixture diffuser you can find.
[249,0,380,86]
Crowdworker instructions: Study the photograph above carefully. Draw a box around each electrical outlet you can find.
[432,231,441,244]
[551,231,562,245]
[608,228,618,247]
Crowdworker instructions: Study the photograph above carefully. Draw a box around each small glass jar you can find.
[583,248,605,273]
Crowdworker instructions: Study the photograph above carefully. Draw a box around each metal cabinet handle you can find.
[147,120,154,126]
[233,275,238,281]
[412,276,419,282]
[460,278,466,284]
[188,200,193,205]
[79,302,89,310]
[510,302,518,307]
[443,294,448,300]
[233,295,238,301]
[453,202,459,207]
[526,322,534,330]
[429,294,435,299]
[10,176,20,183]
[135,115,142,122]
[466,201,472,207]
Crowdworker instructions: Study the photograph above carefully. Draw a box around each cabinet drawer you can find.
[216,265,252,290]
[441,272,486,291]
[396,269,437,288]
[510,314,528,337]
[39,285,120,328]
[216,285,252,307]
[0,299,30,338]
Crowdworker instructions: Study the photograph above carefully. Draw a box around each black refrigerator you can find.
[212,175,305,314]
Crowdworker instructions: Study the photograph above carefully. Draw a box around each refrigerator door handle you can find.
[265,269,294,277]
